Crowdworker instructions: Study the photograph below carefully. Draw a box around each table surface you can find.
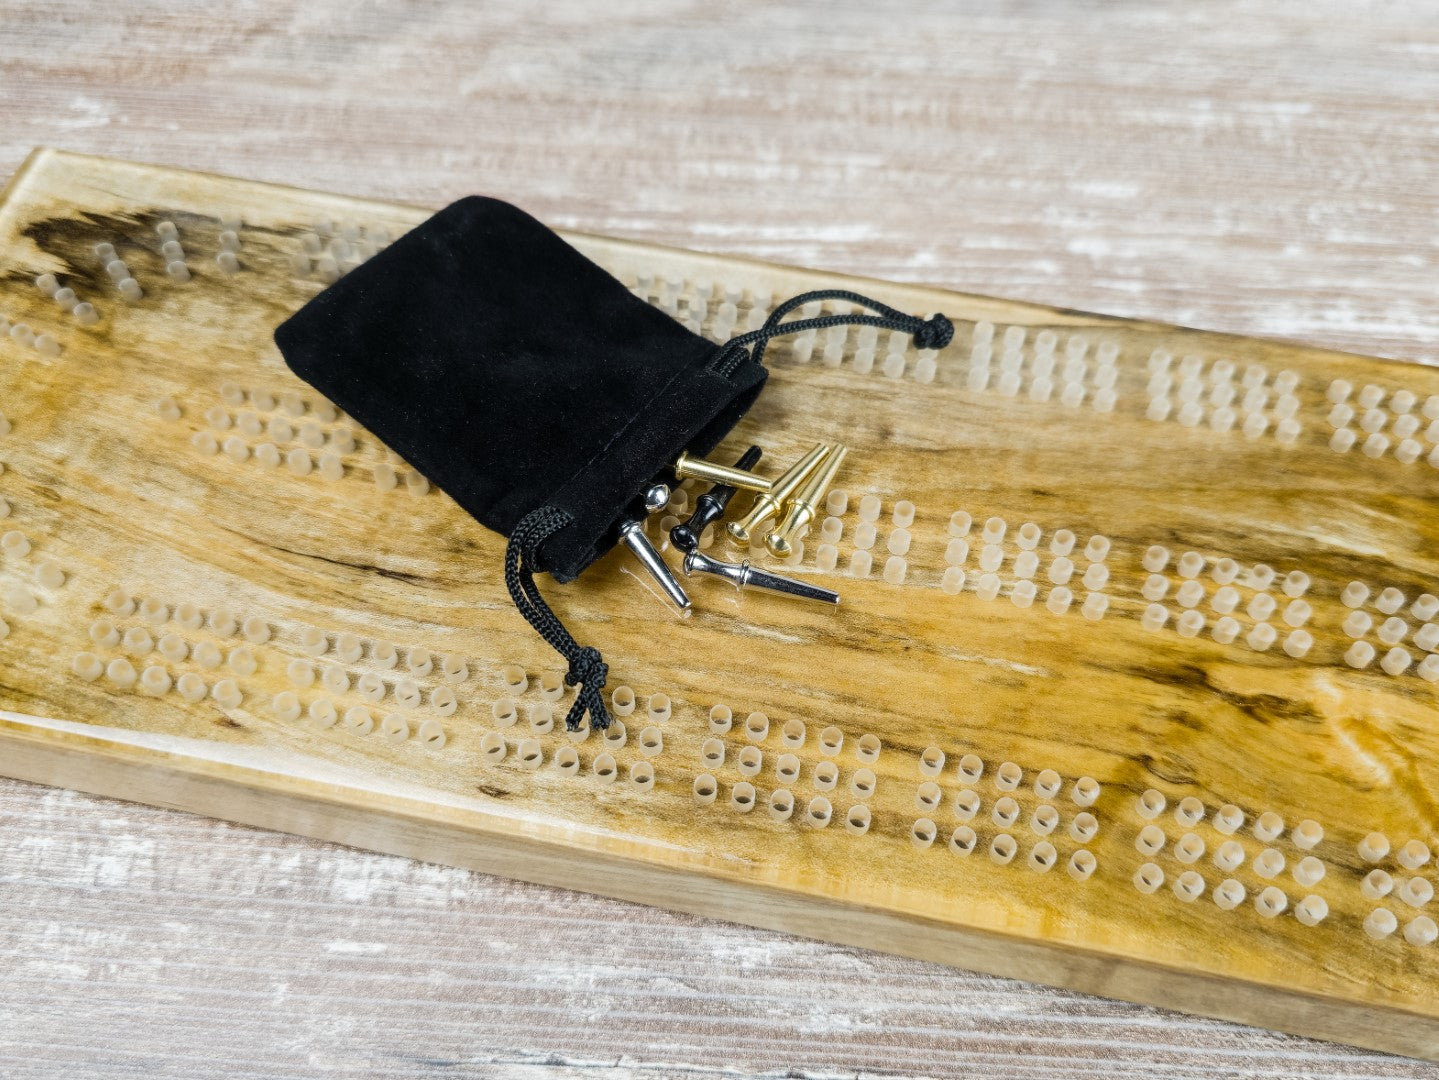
[3,2,1439,1077]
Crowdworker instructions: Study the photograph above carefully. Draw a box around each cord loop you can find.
[709,288,954,375]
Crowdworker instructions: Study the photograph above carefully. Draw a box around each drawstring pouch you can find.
[274,197,951,731]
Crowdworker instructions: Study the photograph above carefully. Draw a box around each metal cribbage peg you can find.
[670,445,763,552]
[616,483,691,611]
[726,442,830,545]
[682,549,840,605]
[766,444,848,558]
[674,449,773,493]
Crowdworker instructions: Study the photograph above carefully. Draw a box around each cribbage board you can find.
[2,149,1437,1060]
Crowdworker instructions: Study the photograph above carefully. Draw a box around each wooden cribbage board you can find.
[1,148,1438,1059]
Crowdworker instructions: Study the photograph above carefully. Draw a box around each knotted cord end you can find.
[911,313,954,351]
[563,645,610,731]
[505,506,613,736]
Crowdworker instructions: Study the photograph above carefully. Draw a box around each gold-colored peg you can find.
[766,445,848,557]
[674,450,773,493]
[726,443,830,544]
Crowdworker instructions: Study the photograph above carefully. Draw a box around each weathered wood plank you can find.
[4,776,1429,1080]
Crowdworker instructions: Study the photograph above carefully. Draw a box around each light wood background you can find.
[3,3,1439,1077]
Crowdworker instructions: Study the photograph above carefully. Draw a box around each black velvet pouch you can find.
[276,196,767,583]
[275,196,952,730]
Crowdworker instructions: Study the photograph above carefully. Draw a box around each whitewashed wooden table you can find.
[3,2,1439,1076]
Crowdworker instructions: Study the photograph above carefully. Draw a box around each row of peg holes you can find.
[502,667,672,721]
[1134,790,1324,847]
[919,824,1097,880]
[918,785,1099,841]
[1132,863,1330,924]
[1133,824,1328,885]
[490,696,665,753]
[917,749,1101,808]
[270,692,446,748]
[701,739,876,796]
[295,627,460,678]
[690,781,1097,877]
[479,736,655,789]
[707,705,881,762]
[692,776,854,830]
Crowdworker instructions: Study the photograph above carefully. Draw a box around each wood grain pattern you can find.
[4,4,1439,1077]
[2,149,1439,1067]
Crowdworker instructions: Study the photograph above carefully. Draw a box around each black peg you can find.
[670,445,763,552]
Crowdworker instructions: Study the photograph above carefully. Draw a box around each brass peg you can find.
[674,450,773,493]
[726,443,830,545]
[766,444,848,557]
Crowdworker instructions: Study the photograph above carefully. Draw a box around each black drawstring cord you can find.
[504,290,951,734]
[711,288,954,377]
[505,506,611,731]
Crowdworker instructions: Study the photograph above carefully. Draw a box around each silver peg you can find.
[682,550,839,606]
[618,519,690,610]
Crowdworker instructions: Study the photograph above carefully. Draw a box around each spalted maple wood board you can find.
[0,149,1436,1060]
